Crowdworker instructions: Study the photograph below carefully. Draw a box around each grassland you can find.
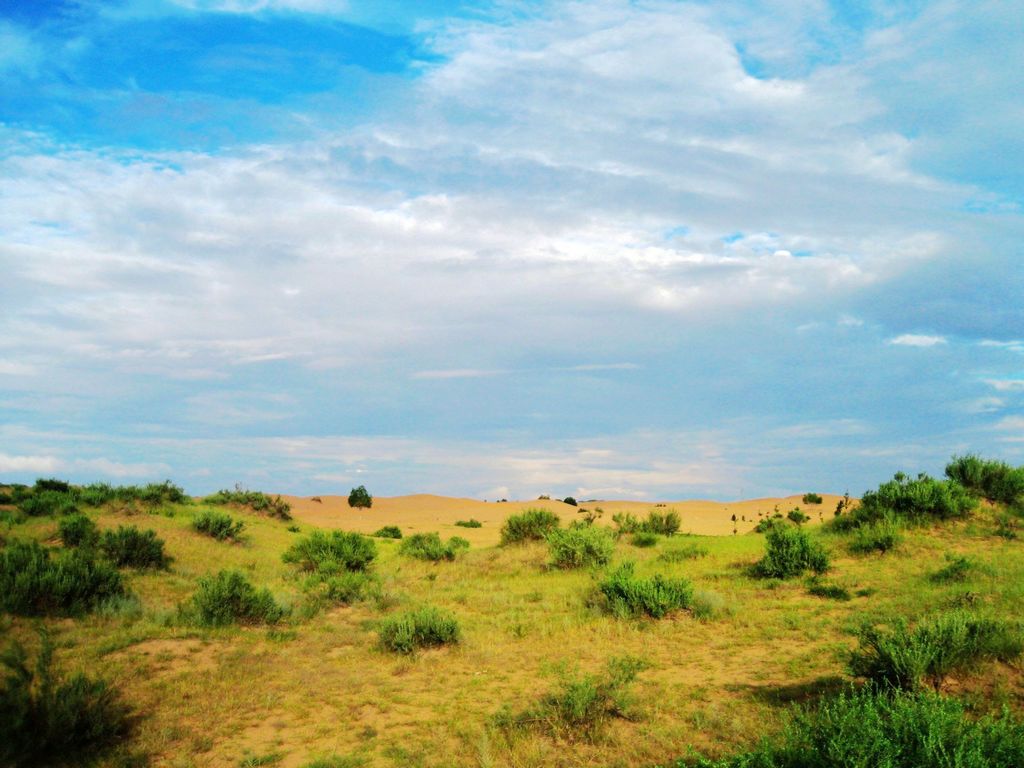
[0,471,1022,767]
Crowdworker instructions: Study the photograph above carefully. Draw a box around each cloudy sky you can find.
[1,0,1021,500]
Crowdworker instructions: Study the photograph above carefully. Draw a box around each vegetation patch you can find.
[58,514,99,548]
[597,562,692,619]
[786,508,809,525]
[546,526,615,569]
[930,553,984,583]
[612,510,680,537]
[193,508,246,542]
[372,525,402,539]
[946,454,1024,506]
[377,606,460,654]
[630,531,659,548]
[454,519,482,528]
[18,490,78,518]
[846,517,903,554]
[806,578,852,601]
[100,525,170,569]
[658,543,708,562]
[753,524,830,579]
[0,540,124,616]
[185,570,285,627]
[501,508,561,544]
[834,470,977,530]
[802,492,823,505]
[348,485,373,509]
[282,530,376,574]
[206,486,291,520]
[398,532,469,562]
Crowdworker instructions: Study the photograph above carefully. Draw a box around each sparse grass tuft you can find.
[377,606,460,654]
[930,553,983,583]
[597,562,692,619]
[658,543,708,562]
[546,526,615,568]
[501,508,560,544]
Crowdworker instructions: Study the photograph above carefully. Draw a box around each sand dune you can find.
[282,492,847,544]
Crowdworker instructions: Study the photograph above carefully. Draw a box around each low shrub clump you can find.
[946,453,1024,506]
[377,606,460,653]
[282,530,376,574]
[454,519,482,528]
[598,562,692,619]
[100,525,169,569]
[802,492,823,505]
[685,687,1024,768]
[501,508,560,544]
[612,510,680,537]
[690,589,730,621]
[192,509,245,542]
[930,553,983,583]
[372,525,402,539]
[205,486,291,520]
[847,517,903,554]
[186,570,284,626]
[753,524,830,579]
[18,490,78,518]
[0,540,124,616]
[546,526,615,569]
[494,656,646,742]
[58,514,99,548]
[630,531,659,548]
[1,631,132,767]
[398,532,469,562]
[786,508,809,524]
[849,610,1024,691]
[76,480,188,508]
[658,543,708,562]
[319,572,373,605]
[835,471,977,531]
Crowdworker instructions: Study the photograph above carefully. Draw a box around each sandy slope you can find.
[281,492,846,544]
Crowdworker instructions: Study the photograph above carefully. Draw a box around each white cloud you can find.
[0,453,60,473]
[888,334,947,347]
[986,380,1024,392]
[412,368,505,380]
[72,458,172,478]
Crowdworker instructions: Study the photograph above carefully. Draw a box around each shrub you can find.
[377,606,460,653]
[787,508,809,524]
[501,508,560,544]
[754,525,830,578]
[836,471,977,531]
[685,687,1024,768]
[598,562,692,619]
[282,530,376,574]
[193,509,245,542]
[454,519,482,528]
[205,486,291,520]
[398,532,469,562]
[318,572,372,605]
[611,512,641,535]
[187,570,284,626]
[18,490,78,517]
[546,526,615,569]
[930,553,982,583]
[58,514,99,548]
[946,454,1024,506]
[631,531,659,548]
[494,656,645,742]
[690,589,730,621]
[347,485,372,509]
[372,525,402,539]
[100,525,169,569]
[754,514,785,533]
[0,491,13,505]
[563,496,578,506]
[658,543,708,562]
[34,478,71,493]
[802,492,823,505]
[0,630,131,767]
[849,611,1024,692]
[612,510,680,537]
[0,540,124,616]
[847,517,903,554]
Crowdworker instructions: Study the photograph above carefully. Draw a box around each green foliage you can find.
[347,485,373,509]
[835,471,977,531]
[690,589,730,621]
[802,493,823,505]
[187,570,284,627]
[206,486,291,520]
[34,478,71,493]
[630,531,659,548]
[100,525,169,569]
[685,687,1024,768]
[319,572,372,605]
[0,630,131,767]
[612,509,680,537]
[787,508,809,525]
[58,514,99,548]
[282,530,376,574]
[302,756,366,768]
[754,525,830,579]
[77,480,187,507]
[598,562,692,619]
[398,532,469,562]
[0,540,124,616]
[454,519,482,528]
[18,490,78,517]
[377,606,460,654]
[372,525,403,539]
[193,509,245,542]
[493,656,646,742]
[849,611,1024,692]
[754,514,785,533]
[946,453,1024,506]
[562,496,578,506]
[546,526,615,569]
[930,553,982,583]
[847,517,903,554]
[501,508,561,544]
[658,543,708,562]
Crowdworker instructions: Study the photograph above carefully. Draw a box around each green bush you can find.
[787,508,810,524]
[546,526,615,569]
[187,570,284,626]
[100,525,169,569]
[685,687,1024,768]
[631,531,659,548]
[690,589,730,621]
[282,530,376,574]
[946,454,1024,506]
[847,517,903,554]
[18,490,78,517]
[372,525,402,539]
[377,606,460,653]
[347,485,372,509]
[193,509,245,542]
[0,630,132,767]
[598,562,692,619]
[205,486,291,520]
[58,514,99,548]
[77,480,187,508]
[562,496,578,506]
[454,519,482,528]
[835,471,977,531]
[849,611,1024,692]
[501,508,560,544]
[645,510,681,536]
[754,525,830,579]
[320,572,372,605]
[0,540,124,616]
[398,532,469,562]
[658,543,709,562]
[34,478,71,493]
[802,492,824,505]
[493,656,645,742]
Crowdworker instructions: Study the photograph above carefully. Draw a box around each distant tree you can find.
[563,496,578,507]
[348,485,373,509]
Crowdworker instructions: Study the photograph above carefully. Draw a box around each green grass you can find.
[377,606,460,654]
[282,530,376,573]
[399,532,470,562]
[546,525,615,568]
[597,562,693,619]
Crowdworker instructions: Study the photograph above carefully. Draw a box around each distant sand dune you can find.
[282,493,847,544]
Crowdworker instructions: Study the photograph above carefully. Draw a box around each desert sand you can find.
[282,492,846,545]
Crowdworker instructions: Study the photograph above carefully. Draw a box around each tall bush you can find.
[100,526,169,569]
[754,524,830,578]
[0,541,124,616]
[546,526,615,569]
[282,530,376,574]
[501,508,560,544]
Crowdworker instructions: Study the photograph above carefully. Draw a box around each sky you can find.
[1,0,1022,500]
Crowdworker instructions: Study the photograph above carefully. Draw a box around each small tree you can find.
[348,485,373,509]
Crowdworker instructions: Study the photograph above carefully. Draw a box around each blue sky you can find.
[1,0,1022,499]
